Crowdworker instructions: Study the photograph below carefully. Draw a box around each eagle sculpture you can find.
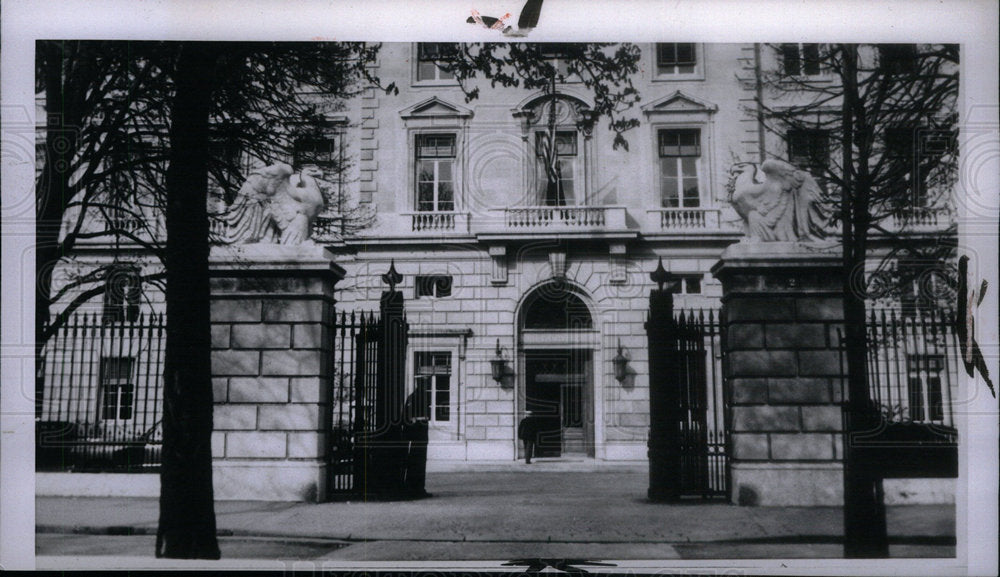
[218,163,326,245]
[728,159,828,242]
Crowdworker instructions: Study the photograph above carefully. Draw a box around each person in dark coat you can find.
[517,411,541,464]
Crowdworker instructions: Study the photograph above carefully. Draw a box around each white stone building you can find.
[41,43,957,501]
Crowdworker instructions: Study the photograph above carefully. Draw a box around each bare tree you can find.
[35,40,394,558]
[754,43,958,557]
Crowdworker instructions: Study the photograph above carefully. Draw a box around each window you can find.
[415,275,452,298]
[658,129,701,208]
[907,354,945,422]
[535,131,578,206]
[787,129,830,175]
[537,43,580,80]
[416,134,456,212]
[885,126,921,205]
[885,125,953,207]
[897,258,952,314]
[781,43,822,76]
[878,44,918,75]
[109,137,159,171]
[656,43,697,75]
[669,275,703,295]
[410,352,452,422]
[523,289,593,330]
[294,135,342,181]
[99,357,135,421]
[102,264,141,324]
[208,131,252,173]
[416,43,456,82]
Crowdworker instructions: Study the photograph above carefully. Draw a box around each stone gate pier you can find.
[209,244,344,501]
[712,242,845,506]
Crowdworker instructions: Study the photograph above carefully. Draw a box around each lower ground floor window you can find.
[411,351,452,422]
[99,356,135,421]
[907,354,945,422]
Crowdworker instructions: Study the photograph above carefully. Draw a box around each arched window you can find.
[522,287,593,330]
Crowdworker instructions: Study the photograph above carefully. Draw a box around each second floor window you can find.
[294,135,341,181]
[781,43,822,76]
[885,125,953,207]
[535,131,578,206]
[103,264,141,324]
[416,43,456,82]
[656,43,697,75]
[885,126,924,205]
[658,129,701,208]
[416,134,456,212]
[787,129,830,175]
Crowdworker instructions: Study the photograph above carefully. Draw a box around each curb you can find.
[36,525,956,546]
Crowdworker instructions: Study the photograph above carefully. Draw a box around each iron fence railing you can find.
[865,308,958,427]
[37,313,165,472]
[328,310,382,493]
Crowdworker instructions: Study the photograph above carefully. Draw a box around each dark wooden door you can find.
[524,350,591,457]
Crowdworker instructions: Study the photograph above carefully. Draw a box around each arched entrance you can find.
[517,282,597,458]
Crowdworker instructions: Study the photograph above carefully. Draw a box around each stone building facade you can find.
[41,43,958,502]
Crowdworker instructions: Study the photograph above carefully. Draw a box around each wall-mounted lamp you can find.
[613,338,629,383]
[490,339,508,384]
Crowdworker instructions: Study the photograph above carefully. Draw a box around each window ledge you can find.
[651,73,705,82]
[412,80,460,88]
[779,75,835,85]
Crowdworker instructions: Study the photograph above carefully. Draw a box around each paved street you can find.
[36,466,956,569]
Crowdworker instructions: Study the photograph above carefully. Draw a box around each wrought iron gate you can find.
[328,301,413,497]
[328,310,380,493]
[673,308,728,498]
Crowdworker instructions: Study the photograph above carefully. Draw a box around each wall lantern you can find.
[613,338,629,383]
[490,339,508,384]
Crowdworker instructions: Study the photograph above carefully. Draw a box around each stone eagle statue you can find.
[217,163,325,245]
[727,159,828,242]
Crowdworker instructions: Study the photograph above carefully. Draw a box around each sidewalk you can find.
[35,467,956,568]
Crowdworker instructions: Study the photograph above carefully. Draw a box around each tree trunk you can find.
[36,42,80,415]
[839,44,889,558]
[156,42,221,560]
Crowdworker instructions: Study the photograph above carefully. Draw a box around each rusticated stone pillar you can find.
[209,244,344,502]
[712,242,845,506]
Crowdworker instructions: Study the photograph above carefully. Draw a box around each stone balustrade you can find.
[882,206,954,233]
[645,208,743,233]
[403,211,470,233]
[503,205,612,228]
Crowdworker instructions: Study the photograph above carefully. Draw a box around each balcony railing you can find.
[492,205,628,231]
[884,206,954,232]
[403,211,469,233]
[646,208,740,233]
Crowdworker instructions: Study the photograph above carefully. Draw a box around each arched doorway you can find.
[517,282,597,458]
